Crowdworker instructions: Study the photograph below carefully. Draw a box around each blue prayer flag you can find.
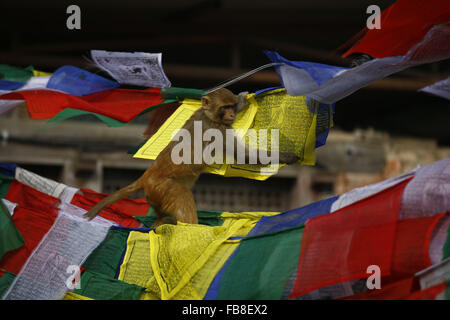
[47,65,120,96]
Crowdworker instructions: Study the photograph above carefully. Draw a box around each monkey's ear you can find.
[236,91,249,112]
[201,96,211,110]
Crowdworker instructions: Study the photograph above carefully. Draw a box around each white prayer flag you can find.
[91,50,172,88]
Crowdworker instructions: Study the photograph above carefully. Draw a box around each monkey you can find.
[84,88,299,227]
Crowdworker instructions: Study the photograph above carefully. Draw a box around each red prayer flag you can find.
[71,188,148,228]
[5,181,60,216]
[0,87,163,122]
[290,178,411,298]
[340,277,416,300]
[343,0,450,58]
[403,282,447,300]
[386,213,446,284]
[0,206,57,274]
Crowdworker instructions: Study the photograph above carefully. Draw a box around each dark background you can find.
[1,0,449,144]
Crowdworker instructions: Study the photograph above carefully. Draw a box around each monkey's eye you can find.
[222,105,234,110]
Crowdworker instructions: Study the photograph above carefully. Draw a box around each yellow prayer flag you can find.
[133,89,320,180]
[32,70,52,77]
[117,214,265,300]
[62,292,94,300]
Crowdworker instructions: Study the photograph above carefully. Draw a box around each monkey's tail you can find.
[84,179,142,221]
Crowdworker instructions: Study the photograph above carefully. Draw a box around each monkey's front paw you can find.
[279,152,299,165]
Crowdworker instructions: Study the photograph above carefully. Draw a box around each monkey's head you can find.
[201,88,238,126]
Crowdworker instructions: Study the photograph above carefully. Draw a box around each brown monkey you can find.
[84,88,298,227]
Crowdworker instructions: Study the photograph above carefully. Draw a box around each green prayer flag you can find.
[161,87,205,100]
[0,64,34,82]
[0,200,24,261]
[217,225,304,300]
[47,99,179,128]
[0,271,16,297]
[0,173,13,199]
[81,228,130,279]
[47,108,127,127]
[73,270,144,300]
[445,280,450,300]
[443,224,450,261]
[136,207,224,228]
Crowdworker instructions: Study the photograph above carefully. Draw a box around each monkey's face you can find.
[218,104,237,125]
[202,88,238,125]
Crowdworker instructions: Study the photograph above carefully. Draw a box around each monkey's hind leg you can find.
[150,181,198,228]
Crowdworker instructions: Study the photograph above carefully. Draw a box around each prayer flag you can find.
[0,163,17,177]
[0,65,34,83]
[91,50,171,88]
[0,87,164,122]
[399,158,450,219]
[216,225,304,300]
[343,0,450,58]
[0,206,57,275]
[71,188,148,227]
[73,270,144,300]
[0,80,25,91]
[2,209,111,300]
[47,65,120,96]
[419,76,450,100]
[0,200,24,261]
[290,178,410,298]
[81,227,130,279]
[268,23,450,103]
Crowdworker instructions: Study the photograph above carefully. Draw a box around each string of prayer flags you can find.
[47,65,120,96]
[0,87,164,122]
[1,161,450,300]
[91,50,172,88]
[342,0,450,59]
[267,23,450,104]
